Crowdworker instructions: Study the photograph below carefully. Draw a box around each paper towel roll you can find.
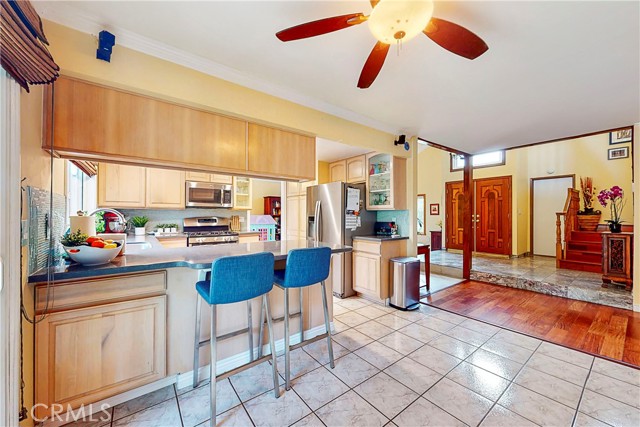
[70,215,96,237]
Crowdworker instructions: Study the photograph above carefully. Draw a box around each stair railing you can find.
[555,188,580,266]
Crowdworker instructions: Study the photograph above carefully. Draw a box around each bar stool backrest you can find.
[207,252,275,304]
[281,247,331,289]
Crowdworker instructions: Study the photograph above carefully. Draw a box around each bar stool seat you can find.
[261,247,333,390]
[193,252,279,427]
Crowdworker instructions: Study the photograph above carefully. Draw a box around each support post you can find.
[462,158,473,279]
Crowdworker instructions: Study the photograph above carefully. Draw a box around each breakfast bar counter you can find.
[28,239,351,283]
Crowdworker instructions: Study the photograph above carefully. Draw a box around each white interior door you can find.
[533,177,573,256]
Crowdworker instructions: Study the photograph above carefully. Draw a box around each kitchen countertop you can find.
[353,235,409,242]
[29,238,351,283]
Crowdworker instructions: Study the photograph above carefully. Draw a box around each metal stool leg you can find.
[264,294,280,399]
[321,280,335,369]
[299,288,304,342]
[247,300,254,362]
[209,305,217,427]
[257,296,265,358]
[193,295,202,388]
[284,288,291,390]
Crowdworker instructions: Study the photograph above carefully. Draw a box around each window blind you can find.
[0,0,59,91]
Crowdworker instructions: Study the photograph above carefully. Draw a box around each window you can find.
[450,151,505,171]
[66,162,97,227]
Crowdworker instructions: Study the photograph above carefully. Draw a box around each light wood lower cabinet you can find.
[35,295,167,420]
[352,238,407,299]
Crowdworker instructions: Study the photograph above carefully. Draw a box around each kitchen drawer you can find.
[34,271,167,313]
[353,240,382,255]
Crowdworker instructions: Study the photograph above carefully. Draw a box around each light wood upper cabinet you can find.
[185,172,232,184]
[185,171,212,182]
[97,163,146,208]
[329,160,346,182]
[346,155,367,183]
[46,76,246,173]
[233,177,252,210]
[247,124,316,180]
[146,169,185,209]
[34,296,166,420]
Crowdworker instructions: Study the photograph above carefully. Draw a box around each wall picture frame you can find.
[609,127,633,145]
[430,203,440,215]
[608,146,629,160]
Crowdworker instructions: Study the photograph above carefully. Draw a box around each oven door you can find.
[186,181,230,208]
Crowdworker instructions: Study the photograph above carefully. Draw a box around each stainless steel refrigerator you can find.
[306,182,376,298]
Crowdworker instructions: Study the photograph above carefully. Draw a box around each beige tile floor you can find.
[63,297,640,427]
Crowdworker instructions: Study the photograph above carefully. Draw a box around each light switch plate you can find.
[21,220,28,246]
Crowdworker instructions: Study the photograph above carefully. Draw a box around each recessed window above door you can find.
[450,151,505,171]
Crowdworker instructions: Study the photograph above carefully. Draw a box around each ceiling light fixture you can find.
[368,0,434,44]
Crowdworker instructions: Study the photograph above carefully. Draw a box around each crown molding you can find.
[36,3,399,136]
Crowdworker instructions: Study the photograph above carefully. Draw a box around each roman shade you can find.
[0,0,59,91]
[70,160,98,177]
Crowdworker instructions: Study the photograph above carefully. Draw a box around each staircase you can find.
[555,189,603,273]
[559,230,603,273]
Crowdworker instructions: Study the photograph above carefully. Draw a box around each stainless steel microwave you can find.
[185,181,233,208]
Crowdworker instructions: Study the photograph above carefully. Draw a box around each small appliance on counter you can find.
[374,221,398,237]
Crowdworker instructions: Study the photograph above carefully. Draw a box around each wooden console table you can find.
[418,244,430,292]
[430,231,442,251]
[602,232,633,291]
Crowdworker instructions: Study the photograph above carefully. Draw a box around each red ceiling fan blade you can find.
[276,13,367,42]
[357,41,390,89]
[423,17,488,60]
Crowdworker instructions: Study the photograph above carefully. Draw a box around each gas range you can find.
[183,217,239,246]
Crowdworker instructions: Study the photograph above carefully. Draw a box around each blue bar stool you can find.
[260,247,333,390]
[193,252,279,427]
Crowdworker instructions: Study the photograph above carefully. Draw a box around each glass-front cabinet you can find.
[366,153,407,210]
[233,177,252,210]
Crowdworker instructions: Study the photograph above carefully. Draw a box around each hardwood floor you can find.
[423,280,640,367]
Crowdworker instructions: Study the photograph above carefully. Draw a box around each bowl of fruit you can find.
[61,230,123,266]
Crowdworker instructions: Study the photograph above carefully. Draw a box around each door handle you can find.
[314,201,320,242]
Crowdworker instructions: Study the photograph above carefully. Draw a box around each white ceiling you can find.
[36,1,640,154]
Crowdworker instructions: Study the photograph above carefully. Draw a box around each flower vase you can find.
[609,223,622,233]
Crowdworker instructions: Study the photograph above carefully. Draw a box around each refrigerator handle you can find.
[314,200,321,242]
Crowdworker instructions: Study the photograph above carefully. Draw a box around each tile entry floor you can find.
[429,251,633,310]
[64,296,640,427]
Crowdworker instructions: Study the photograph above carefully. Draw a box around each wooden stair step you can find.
[567,241,602,251]
[559,259,602,273]
[565,250,602,263]
[570,231,604,242]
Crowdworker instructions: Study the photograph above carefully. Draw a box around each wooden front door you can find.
[475,176,512,255]
[445,181,465,250]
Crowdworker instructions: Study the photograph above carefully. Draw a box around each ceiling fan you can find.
[276,0,488,89]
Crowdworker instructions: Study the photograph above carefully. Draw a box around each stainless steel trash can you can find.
[389,257,421,310]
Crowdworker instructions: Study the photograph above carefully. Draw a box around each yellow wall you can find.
[418,132,634,256]
[20,86,66,427]
[251,179,282,214]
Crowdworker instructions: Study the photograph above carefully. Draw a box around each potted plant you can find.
[169,223,178,233]
[598,185,626,233]
[131,216,149,236]
[576,177,601,231]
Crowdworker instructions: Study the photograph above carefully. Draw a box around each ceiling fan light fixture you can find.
[368,0,434,44]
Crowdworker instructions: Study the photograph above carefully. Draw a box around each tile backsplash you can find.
[376,210,410,237]
[28,186,67,274]
[119,208,245,232]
